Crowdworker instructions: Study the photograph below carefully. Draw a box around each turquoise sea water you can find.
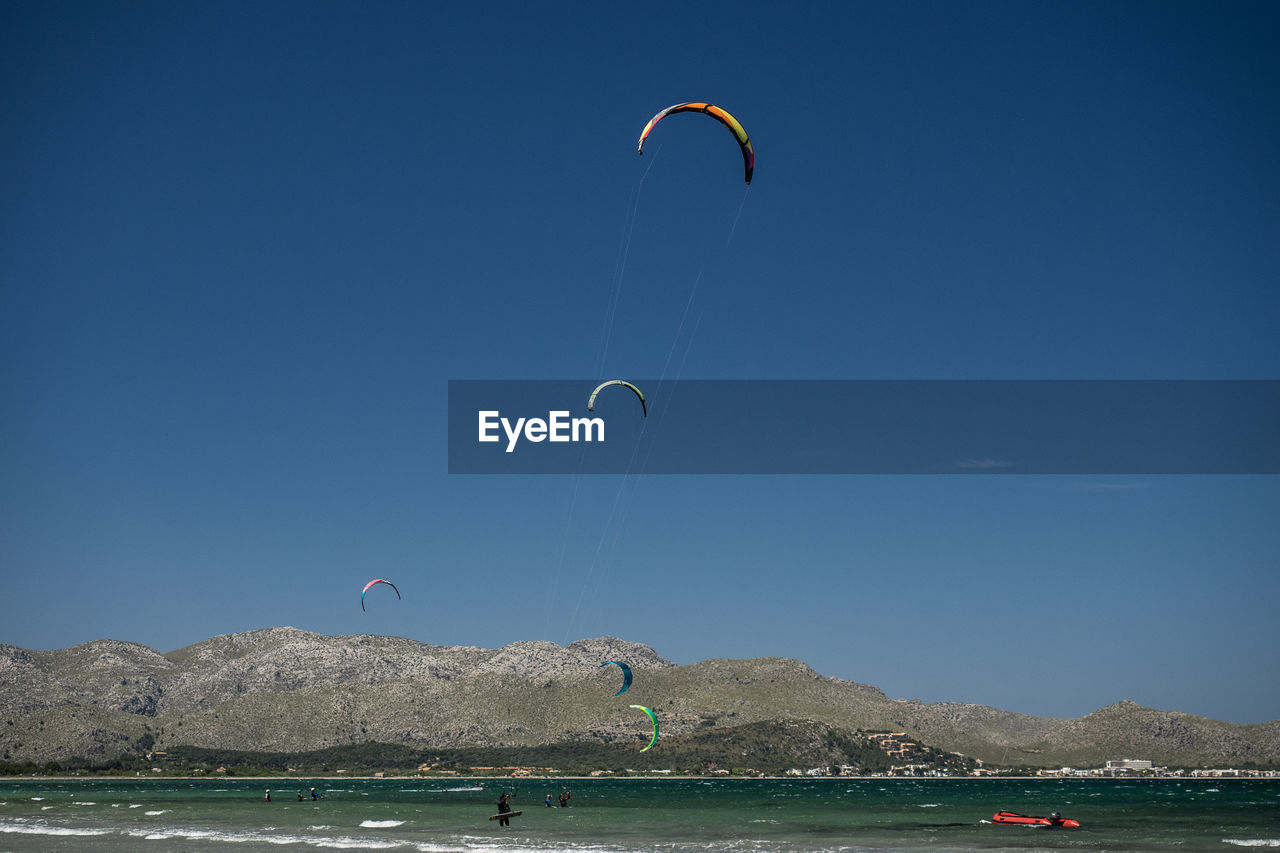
[0,777,1276,852]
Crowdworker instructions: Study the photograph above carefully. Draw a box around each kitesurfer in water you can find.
[264,789,271,803]
[559,790,570,807]
[311,787,320,800]
[497,792,513,826]
[545,794,554,807]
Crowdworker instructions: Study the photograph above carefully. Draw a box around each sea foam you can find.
[129,825,401,848]
[0,821,110,837]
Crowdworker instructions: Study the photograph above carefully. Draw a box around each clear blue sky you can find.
[2,1,1277,724]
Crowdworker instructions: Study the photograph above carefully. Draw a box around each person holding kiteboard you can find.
[497,792,512,826]
[488,780,524,825]
[488,791,527,826]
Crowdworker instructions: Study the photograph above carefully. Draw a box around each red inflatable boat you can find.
[993,811,1080,828]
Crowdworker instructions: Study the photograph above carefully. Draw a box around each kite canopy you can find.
[599,660,633,696]
[637,102,754,184]
[630,704,659,752]
[587,380,646,417]
[361,578,401,611]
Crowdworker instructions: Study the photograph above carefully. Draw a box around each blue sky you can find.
[2,1,1277,724]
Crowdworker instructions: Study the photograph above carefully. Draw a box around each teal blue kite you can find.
[599,661,633,696]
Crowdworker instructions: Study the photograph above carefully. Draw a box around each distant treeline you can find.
[1,722,963,777]
[161,721,904,775]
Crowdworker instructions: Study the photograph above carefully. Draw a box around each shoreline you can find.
[3,774,1272,782]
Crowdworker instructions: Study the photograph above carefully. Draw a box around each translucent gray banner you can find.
[447,380,1280,474]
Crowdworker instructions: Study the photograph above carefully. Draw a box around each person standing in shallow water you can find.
[264,789,271,803]
[496,792,513,827]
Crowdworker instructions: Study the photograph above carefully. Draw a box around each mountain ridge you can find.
[2,627,1276,769]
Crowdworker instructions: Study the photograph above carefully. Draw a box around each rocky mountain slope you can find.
[2,628,1276,768]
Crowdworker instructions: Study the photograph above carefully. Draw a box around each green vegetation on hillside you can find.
[0,721,979,777]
